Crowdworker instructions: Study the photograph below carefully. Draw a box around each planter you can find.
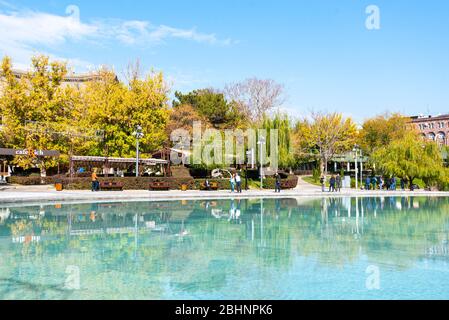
[55,183,63,192]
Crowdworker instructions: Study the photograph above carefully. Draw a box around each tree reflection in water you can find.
[1,196,449,299]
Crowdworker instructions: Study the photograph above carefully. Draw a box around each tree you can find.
[261,114,296,169]
[358,113,410,155]
[78,69,170,157]
[166,104,210,136]
[172,89,245,129]
[295,112,358,174]
[0,55,74,175]
[371,132,446,189]
[225,78,284,123]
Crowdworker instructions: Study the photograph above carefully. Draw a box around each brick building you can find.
[410,114,449,146]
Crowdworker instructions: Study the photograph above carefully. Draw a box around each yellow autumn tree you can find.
[0,55,75,175]
[294,112,358,174]
[358,113,411,155]
[77,68,170,158]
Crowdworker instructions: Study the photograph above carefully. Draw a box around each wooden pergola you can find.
[69,156,170,177]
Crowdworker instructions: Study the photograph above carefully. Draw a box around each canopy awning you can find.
[70,156,168,165]
[331,154,369,163]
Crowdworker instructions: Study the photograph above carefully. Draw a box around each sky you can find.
[0,0,448,123]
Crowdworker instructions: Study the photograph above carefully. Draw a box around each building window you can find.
[428,132,436,141]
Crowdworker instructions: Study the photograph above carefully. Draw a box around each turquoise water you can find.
[1,196,449,300]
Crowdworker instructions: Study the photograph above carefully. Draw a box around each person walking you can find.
[379,176,384,190]
[230,174,236,193]
[275,173,282,193]
[235,173,242,193]
[400,178,405,191]
[336,174,342,192]
[329,175,336,193]
[365,177,371,191]
[320,175,326,192]
[371,176,377,190]
[390,177,396,191]
[91,169,99,192]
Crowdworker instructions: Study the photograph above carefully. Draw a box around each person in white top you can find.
[230,174,236,192]
[235,173,242,193]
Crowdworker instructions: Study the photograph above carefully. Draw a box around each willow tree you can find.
[295,112,358,175]
[371,132,446,189]
[0,55,75,175]
[261,114,295,170]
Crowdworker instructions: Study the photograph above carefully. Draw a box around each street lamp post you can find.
[134,125,144,177]
[360,149,363,188]
[257,136,266,190]
[353,145,360,190]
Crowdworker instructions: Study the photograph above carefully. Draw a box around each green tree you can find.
[372,132,446,189]
[261,113,296,169]
[172,89,245,129]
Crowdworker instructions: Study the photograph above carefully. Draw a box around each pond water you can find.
[1,196,449,300]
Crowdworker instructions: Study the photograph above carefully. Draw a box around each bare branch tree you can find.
[225,78,285,123]
[123,58,142,84]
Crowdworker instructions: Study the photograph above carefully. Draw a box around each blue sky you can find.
[1,0,448,123]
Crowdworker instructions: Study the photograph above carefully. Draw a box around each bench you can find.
[149,181,170,191]
[201,181,219,191]
[100,181,124,191]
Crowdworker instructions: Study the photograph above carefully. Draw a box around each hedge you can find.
[8,176,194,190]
[194,179,248,190]
[8,175,298,190]
[262,176,298,189]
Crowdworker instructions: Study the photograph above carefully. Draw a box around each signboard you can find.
[0,148,60,157]
[343,176,351,189]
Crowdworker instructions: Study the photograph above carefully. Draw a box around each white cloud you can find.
[0,3,234,69]
[97,19,233,47]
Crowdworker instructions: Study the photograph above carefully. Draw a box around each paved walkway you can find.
[295,176,321,191]
[1,179,449,206]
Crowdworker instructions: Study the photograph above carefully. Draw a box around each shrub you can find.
[8,175,299,190]
[262,175,298,189]
[9,176,195,190]
[194,179,248,190]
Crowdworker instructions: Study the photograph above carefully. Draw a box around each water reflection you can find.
[1,196,449,299]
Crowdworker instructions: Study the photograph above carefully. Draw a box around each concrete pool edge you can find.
[2,187,449,207]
